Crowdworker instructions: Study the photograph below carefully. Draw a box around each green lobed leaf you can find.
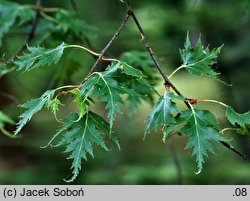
[80,61,157,131]
[81,73,125,131]
[71,89,89,121]
[53,111,118,182]
[0,0,35,47]
[144,92,180,142]
[14,90,55,135]
[177,109,223,173]
[180,32,222,79]
[120,51,157,77]
[111,61,159,114]
[14,42,67,71]
[55,10,92,39]
[226,106,250,128]
[47,98,63,121]
[93,73,125,130]
[17,5,35,26]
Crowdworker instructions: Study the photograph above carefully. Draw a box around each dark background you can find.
[0,0,249,184]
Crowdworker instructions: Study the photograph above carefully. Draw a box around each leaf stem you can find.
[40,7,61,12]
[0,128,17,138]
[168,65,186,79]
[197,99,228,108]
[55,85,81,92]
[220,127,240,134]
[27,4,61,12]
[39,11,58,23]
[67,45,100,57]
[67,45,116,62]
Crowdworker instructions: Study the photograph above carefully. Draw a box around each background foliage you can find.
[0,0,249,184]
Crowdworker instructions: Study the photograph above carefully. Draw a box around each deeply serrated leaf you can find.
[17,6,35,26]
[47,98,62,120]
[177,109,223,173]
[55,9,93,39]
[15,90,55,135]
[0,0,19,47]
[54,111,118,182]
[80,61,157,130]
[226,106,250,128]
[107,61,158,114]
[121,51,156,76]
[0,0,35,46]
[14,42,67,71]
[180,32,222,79]
[81,73,125,131]
[93,73,125,130]
[144,92,179,141]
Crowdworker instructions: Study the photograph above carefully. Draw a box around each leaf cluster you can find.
[1,0,249,183]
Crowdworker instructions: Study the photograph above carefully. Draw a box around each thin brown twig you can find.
[220,141,250,162]
[85,13,131,79]
[9,0,41,62]
[124,0,190,109]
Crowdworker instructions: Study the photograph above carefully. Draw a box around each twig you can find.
[168,137,183,184]
[9,0,41,62]
[124,0,190,109]
[86,13,131,78]
[220,141,250,162]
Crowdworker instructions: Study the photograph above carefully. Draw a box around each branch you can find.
[220,141,250,162]
[9,0,41,62]
[124,0,190,109]
[86,13,131,78]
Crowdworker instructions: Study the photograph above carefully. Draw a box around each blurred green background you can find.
[0,0,249,184]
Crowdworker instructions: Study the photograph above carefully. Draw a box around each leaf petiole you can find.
[220,127,241,134]
[168,65,187,79]
[196,99,228,108]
